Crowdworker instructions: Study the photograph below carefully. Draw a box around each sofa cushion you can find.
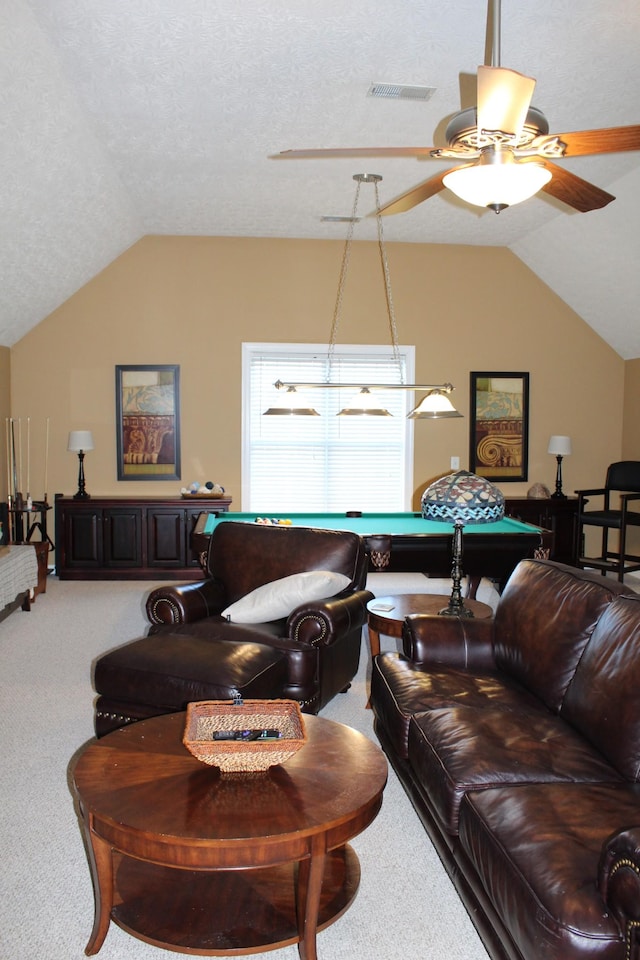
[408,703,622,834]
[458,782,640,960]
[371,651,547,761]
[562,593,640,781]
[493,560,626,713]
[221,570,351,624]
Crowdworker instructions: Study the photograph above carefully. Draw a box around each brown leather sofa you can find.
[371,559,640,960]
[94,521,372,736]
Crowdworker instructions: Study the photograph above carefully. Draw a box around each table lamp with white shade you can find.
[548,436,572,499]
[68,430,94,500]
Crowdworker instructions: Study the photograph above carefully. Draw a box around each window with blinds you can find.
[242,343,415,512]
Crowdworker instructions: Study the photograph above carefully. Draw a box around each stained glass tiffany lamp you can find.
[421,470,505,617]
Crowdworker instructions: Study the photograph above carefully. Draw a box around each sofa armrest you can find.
[402,613,497,670]
[146,578,227,625]
[288,589,374,647]
[599,827,640,926]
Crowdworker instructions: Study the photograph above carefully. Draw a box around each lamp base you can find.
[74,451,90,500]
[439,600,474,618]
[551,454,566,499]
[438,520,474,618]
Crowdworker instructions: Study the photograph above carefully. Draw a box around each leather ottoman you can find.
[93,633,288,737]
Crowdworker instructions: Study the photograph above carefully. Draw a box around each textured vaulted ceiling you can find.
[2,1,639,356]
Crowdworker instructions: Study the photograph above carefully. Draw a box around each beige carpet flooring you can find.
[0,575,490,960]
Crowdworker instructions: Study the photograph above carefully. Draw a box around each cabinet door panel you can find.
[104,510,142,566]
[148,509,185,566]
[66,510,102,566]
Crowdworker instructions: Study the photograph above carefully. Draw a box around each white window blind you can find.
[242,343,415,512]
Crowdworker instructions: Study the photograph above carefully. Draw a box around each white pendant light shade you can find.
[408,390,463,420]
[338,387,392,417]
[263,386,319,416]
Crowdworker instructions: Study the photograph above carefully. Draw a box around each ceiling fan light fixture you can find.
[408,390,462,419]
[443,148,551,213]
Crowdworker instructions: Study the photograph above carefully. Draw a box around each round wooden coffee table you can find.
[72,712,387,959]
[367,592,494,659]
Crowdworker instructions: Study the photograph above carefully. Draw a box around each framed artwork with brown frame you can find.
[115,365,181,481]
[469,372,529,482]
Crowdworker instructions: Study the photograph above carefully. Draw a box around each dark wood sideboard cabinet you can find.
[54,495,232,580]
[505,496,578,567]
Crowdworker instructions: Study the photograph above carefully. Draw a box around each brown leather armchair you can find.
[93,521,372,736]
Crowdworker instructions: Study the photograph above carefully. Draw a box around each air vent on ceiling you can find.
[368,82,436,102]
[320,216,361,223]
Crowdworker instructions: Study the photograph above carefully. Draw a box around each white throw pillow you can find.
[221,570,351,624]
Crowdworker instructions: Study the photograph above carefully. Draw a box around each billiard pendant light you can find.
[337,387,393,417]
[408,389,463,419]
[262,385,320,417]
[265,174,460,419]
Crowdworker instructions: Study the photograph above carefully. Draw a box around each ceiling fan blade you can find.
[378,168,467,215]
[274,146,436,160]
[547,125,640,157]
[539,160,615,212]
[477,65,536,140]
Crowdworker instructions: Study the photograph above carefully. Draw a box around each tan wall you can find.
[0,346,9,503]
[9,235,625,511]
[623,359,640,458]
[621,358,640,557]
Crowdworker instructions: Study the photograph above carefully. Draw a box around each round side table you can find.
[367,592,494,660]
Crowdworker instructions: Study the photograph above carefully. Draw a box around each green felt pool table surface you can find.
[202,512,539,537]
[195,511,548,585]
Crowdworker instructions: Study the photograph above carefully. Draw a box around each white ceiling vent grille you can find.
[368,82,436,102]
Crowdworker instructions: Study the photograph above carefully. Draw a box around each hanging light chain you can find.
[373,177,402,379]
[327,177,362,378]
[328,173,402,383]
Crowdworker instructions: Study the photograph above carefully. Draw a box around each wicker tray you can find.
[181,491,227,499]
[183,699,306,773]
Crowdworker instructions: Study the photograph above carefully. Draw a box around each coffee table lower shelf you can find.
[111,846,360,955]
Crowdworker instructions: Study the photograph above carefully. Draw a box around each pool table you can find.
[192,511,550,587]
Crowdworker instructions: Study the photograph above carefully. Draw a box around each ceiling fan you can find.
[275,0,640,215]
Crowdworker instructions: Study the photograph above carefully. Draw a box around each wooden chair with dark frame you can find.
[575,461,640,581]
